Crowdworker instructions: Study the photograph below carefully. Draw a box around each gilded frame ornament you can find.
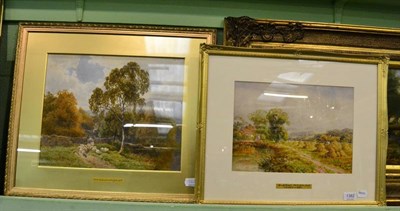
[197,44,387,205]
[224,16,400,205]
[5,22,215,202]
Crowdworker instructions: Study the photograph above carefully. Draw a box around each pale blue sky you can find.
[44,54,184,122]
[234,81,354,134]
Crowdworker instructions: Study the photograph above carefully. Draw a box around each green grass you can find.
[39,144,154,169]
[39,146,90,168]
[286,159,316,173]
[282,140,353,173]
[257,142,317,173]
[233,140,352,173]
[40,144,174,170]
[233,140,318,173]
[99,151,156,170]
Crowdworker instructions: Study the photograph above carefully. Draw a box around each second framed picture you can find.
[5,23,215,202]
[197,44,388,205]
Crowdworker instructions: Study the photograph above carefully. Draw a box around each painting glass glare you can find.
[232,81,354,173]
[39,54,184,171]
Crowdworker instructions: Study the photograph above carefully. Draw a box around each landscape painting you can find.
[232,81,354,174]
[39,54,184,171]
[388,69,400,166]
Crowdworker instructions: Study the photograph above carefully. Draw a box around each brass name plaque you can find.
[276,183,312,189]
[93,177,124,183]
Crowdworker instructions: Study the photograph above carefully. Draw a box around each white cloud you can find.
[45,55,100,110]
[44,54,185,121]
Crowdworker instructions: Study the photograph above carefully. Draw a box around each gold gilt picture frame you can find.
[224,16,400,205]
[5,22,215,202]
[197,44,387,205]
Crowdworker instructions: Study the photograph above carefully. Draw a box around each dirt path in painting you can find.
[232,156,260,171]
[76,152,115,169]
[232,141,348,173]
[283,145,346,174]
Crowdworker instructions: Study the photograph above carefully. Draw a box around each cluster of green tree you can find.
[233,108,289,142]
[92,105,177,147]
[41,90,94,137]
[88,61,179,154]
[89,61,150,153]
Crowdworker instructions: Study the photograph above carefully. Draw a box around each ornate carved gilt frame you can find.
[224,16,400,58]
[224,16,400,205]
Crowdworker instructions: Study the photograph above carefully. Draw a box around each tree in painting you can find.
[89,61,150,153]
[232,81,354,174]
[266,108,289,142]
[42,90,87,137]
[39,55,183,171]
[233,117,248,141]
[248,110,268,141]
[248,108,289,142]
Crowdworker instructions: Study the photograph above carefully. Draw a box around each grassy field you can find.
[39,141,178,170]
[232,140,352,173]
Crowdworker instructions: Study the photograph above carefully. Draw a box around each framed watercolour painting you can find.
[5,23,215,201]
[197,44,387,205]
[223,16,400,204]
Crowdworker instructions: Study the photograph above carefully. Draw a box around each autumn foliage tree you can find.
[89,61,150,153]
[79,107,95,132]
[41,90,86,137]
[233,117,247,141]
